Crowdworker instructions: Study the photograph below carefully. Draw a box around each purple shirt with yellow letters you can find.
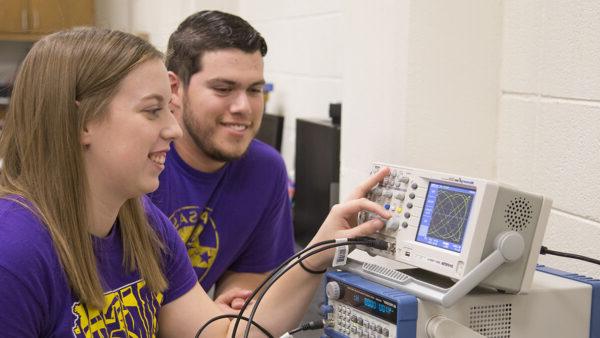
[0,196,197,337]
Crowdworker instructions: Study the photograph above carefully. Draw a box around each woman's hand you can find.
[303,167,392,270]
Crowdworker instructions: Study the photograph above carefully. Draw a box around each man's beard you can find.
[181,97,252,163]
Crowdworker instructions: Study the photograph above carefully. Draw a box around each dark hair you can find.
[166,10,268,86]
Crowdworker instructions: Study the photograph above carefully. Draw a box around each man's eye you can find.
[214,87,232,93]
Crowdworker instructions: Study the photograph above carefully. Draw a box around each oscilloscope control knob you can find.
[385,218,400,231]
[325,281,342,300]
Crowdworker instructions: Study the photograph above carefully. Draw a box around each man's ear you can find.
[168,71,183,114]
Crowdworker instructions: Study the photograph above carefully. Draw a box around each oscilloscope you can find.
[346,163,552,307]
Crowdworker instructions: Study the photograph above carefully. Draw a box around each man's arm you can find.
[214,270,270,313]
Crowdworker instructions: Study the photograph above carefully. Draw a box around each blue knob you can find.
[320,304,334,315]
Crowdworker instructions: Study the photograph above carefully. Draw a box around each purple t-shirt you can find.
[149,139,295,290]
[0,196,197,337]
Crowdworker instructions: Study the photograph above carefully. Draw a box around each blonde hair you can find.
[0,27,168,309]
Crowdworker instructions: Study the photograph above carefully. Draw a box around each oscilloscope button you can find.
[409,193,415,199]
[407,202,413,209]
[402,221,409,228]
[411,182,418,189]
[404,212,411,219]
[400,177,409,183]
[383,190,393,198]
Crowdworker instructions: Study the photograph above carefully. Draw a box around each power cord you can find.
[540,246,600,266]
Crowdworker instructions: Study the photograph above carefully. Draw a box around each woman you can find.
[0,27,390,337]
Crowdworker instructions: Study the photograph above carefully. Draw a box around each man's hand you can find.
[214,287,254,314]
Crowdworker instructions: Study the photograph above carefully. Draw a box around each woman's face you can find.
[81,59,182,202]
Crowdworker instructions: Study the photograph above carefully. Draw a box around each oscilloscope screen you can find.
[415,182,476,253]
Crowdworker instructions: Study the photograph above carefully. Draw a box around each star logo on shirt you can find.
[170,205,220,282]
[200,251,211,264]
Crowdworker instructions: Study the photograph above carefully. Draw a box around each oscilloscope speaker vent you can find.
[469,303,512,338]
[503,196,534,232]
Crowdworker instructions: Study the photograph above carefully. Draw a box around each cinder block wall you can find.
[500,0,600,278]
[248,0,600,278]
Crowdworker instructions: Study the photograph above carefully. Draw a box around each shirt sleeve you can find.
[145,199,198,305]
[0,265,43,337]
[229,160,295,272]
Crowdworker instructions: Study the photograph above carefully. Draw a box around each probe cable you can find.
[196,238,337,338]
[288,320,324,334]
[540,246,600,266]
[194,237,387,338]
[194,314,274,338]
[280,320,325,337]
[237,237,388,338]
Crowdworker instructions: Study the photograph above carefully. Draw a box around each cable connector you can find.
[352,236,390,250]
[287,320,325,335]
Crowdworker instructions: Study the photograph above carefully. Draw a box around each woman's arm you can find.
[159,167,391,338]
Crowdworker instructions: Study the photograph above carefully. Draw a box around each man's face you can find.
[180,49,265,164]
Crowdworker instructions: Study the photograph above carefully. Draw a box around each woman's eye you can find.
[144,108,162,117]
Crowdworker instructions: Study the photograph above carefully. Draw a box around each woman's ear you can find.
[77,101,92,147]
[80,125,92,148]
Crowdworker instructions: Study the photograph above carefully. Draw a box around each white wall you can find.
[341,0,501,197]
[95,0,239,52]
[96,0,600,279]
[500,0,600,278]
[240,0,344,173]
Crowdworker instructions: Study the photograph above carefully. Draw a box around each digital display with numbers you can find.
[338,284,397,324]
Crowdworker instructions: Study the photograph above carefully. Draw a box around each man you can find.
[148,10,295,313]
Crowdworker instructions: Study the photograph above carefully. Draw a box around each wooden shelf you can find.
[0,0,94,42]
